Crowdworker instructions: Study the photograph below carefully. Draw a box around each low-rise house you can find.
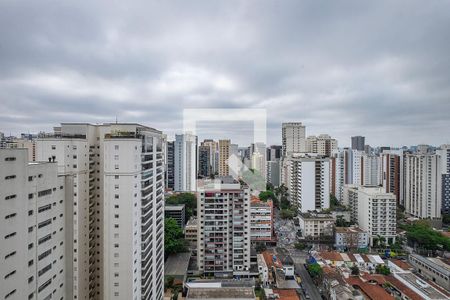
[335,226,369,251]
[298,211,335,239]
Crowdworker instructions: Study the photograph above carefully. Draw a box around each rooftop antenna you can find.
[115,116,118,124]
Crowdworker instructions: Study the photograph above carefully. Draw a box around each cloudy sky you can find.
[1,1,450,147]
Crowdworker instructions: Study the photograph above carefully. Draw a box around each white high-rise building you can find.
[250,142,267,182]
[282,122,306,156]
[174,133,197,191]
[361,154,382,186]
[36,123,165,300]
[1,148,68,300]
[282,153,330,212]
[344,185,396,246]
[404,153,442,219]
[197,178,251,278]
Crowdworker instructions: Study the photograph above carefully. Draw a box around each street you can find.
[289,248,322,300]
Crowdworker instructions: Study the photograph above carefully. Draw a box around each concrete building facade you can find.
[282,122,306,156]
[174,133,197,192]
[1,148,68,300]
[36,123,165,300]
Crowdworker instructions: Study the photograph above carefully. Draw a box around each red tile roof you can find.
[319,251,343,261]
[345,277,394,300]
[384,276,423,300]
[272,289,300,300]
[390,259,413,271]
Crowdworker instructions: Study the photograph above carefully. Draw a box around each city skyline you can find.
[1,1,450,146]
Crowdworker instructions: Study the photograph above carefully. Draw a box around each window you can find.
[4,270,16,279]
[4,157,16,161]
[114,194,119,199]
[115,175,119,179]
[51,145,56,150]
[4,175,16,180]
[4,289,16,299]
[73,155,77,159]
[72,145,77,150]
[5,232,16,239]
[115,145,119,150]
[114,164,119,170]
[5,194,17,200]
[38,204,52,213]
[5,251,16,259]
[28,210,33,216]
[38,279,52,293]
[28,193,34,199]
[114,214,119,218]
[28,176,33,181]
[5,213,16,220]
[114,155,119,160]
[38,189,52,197]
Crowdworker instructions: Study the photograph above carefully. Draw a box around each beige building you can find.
[218,139,230,176]
[305,134,337,157]
[185,217,198,244]
[282,122,306,156]
[298,211,334,238]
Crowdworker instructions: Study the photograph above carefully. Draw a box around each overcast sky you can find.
[1,1,450,147]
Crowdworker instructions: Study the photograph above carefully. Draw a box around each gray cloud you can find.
[1,0,450,147]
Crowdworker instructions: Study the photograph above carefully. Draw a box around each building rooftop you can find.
[271,289,300,300]
[299,211,334,220]
[186,287,255,299]
[164,252,191,277]
[164,204,186,212]
[186,217,198,227]
[335,226,366,233]
[394,272,448,300]
[345,276,394,300]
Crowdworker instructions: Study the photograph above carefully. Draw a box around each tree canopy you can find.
[166,192,196,219]
[403,221,450,251]
[164,218,187,255]
[280,209,295,219]
[307,263,323,279]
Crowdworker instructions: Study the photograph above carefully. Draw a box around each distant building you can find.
[305,134,338,157]
[267,145,282,161]
[282,122,306,156]
[185,279,256,300]
[266,160,281,187]
[298,211,334,238]
[381,150,404,205]
[408,254,450,292]
[184,217,198,244]
[404,153,442,219]
[174,133,197,191]
[198,144,212,178]
[330,150,345,202]
[344,185,396,246]
[351,136,365,151]
[165,204,186,228]
[335,226,369,251]
[3,138,36,161]
[218,139,231,176]
[437,146,450,215]
[250,197,273,243]
[361,154,381,186]
[166,141,175,190]
[282,153,330,212]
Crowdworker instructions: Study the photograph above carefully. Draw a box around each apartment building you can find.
[164,204,186,228]
[266,160,281,187]
[404,153,442,219]
[166,141,175,190]
[361,154,381,186]
[218,140,231,177]
[2,138,36,161]
[282,122,306,156]
[344,186,396,246]
[305,134,337,157]
[250,198,273,243]
[282,153,330,212]
[198,145,212,178]
[409,254,450,292]
[174,133,197,192]
[1,148,68,300]
[437,146,450,215]
[36,123,165,300]
[197,177,251,278]
[201,139,219,175]
[334,226,369,251]
[298,211,334,238]
[184,217,198,244]
[381,150,404,205]
[351,136,365,151]
[330,150,345,202]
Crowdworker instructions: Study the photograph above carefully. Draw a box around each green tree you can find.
[259,190,277,202]
[351,265,360,276]
[375,264,391,275]
[280,209,295,219]
[165,218,187,254]
[404,221,450,251]
[307,263,323,279]
[166,193,197,219]
[443,214,450,225]
[294,242,306,250]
